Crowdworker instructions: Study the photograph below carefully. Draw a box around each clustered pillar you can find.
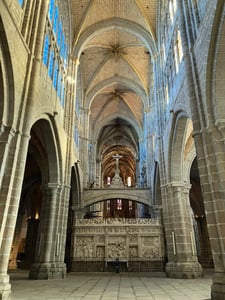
[163,182,202,278]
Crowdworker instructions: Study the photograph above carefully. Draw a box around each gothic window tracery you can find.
[42,0,68,106]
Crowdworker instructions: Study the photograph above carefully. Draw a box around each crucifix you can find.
[112,153,123,172]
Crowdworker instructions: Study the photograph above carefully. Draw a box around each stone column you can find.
[163,182,202,278]
[79,107,90,187]
[95,158,101,188]
[0,129,30,300]
[29,183,66,279]
[195,126,225,299]
[57,185,71,266]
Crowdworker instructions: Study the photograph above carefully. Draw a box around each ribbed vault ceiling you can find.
[71,0,158,184]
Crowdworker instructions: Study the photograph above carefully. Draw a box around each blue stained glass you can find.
[75,128,79,147]
[18,0,24,6]
[64,44,68,66]
[60,33,65,58]
[48,50,54,77]
[53,62,58,89]
[57,21,62,47]
[53,6,59,35]
[43,35,49,66]
[57,73,61,98]
[48,0,54,21]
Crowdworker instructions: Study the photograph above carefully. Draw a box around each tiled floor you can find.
[10,270,212,300]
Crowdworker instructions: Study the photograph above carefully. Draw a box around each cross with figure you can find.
[112,153,123,172]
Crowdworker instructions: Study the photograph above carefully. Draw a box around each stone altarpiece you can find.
[71,218,164,272]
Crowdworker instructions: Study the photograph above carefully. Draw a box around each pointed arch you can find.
[153,162,162,206]
[30,117,63,184]
[70,163,82,209]
[167,111,190,182]
[0,16,14,126]
[86,76,148,109]
[73,17,157,59]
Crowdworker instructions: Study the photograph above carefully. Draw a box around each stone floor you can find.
[10,270,213,300]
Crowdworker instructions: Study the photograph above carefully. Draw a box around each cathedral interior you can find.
[1,0,225,299]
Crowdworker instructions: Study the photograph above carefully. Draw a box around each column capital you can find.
[162,181,191,190]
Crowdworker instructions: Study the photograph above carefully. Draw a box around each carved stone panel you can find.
[72,218,163,262]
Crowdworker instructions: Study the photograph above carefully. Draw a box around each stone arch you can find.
[94,113,142,144]
[189,157,213,268]
[73,17,157,59]
[167,111,190,182]
[86,76,148,109]
[10,117,65,276]
[0,16,14,126]
[206,2,225,127]
[83,189,151,207]
[153,162,162,206]
[70,164,82,210]
[30,118,62,184]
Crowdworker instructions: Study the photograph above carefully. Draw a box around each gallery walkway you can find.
[10,270,213,300]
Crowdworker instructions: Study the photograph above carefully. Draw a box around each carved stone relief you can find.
[129,246,138,258]
[73,218,163,261]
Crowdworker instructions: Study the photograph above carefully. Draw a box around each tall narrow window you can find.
[116,199,122,210]
[57,72,61,98]
[60,34,65,59]
[53,62,58,89]
[48,0,54,22]
[177,29,183,62]
[107,200,110,212]
[129,201,133,211]
[43,35,49,66]
[169,0,174,23]
[18,0,24,6]
[57,21,62,47]
[48,50,54,78]
[53,6,59,35]
[64,44,68,66]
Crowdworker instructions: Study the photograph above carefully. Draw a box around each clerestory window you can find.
[42,0,68,107]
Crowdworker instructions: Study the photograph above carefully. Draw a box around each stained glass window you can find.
[57,72,61,98]
[48,0,54,22]
[64,44,68,66]
[53,6,59,35]
[48,50,54,78]
[57,21,62,47]
[44,0,68,106]
[43,35,49,66]
[60,33,65,58]
[18,0,23,6]
[53,62,58,89]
